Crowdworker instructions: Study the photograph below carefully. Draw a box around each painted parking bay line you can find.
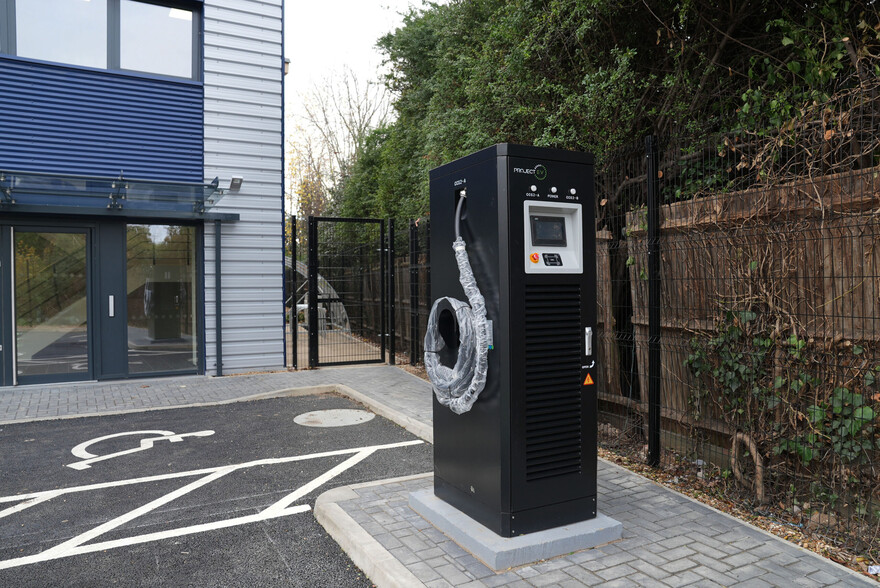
[0,439,423,570]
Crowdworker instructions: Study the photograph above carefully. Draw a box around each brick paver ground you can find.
[0,366,431,427]
[336,470,873,587]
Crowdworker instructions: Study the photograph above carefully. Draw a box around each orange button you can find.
[529,252,540,263]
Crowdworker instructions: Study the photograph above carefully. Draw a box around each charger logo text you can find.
[513,164,547,180]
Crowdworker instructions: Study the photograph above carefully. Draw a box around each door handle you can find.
[584,327,592,356]
[109,295,115,318]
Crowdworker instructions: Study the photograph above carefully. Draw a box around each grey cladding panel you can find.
[209,0,282,17]
[203,0,284,374]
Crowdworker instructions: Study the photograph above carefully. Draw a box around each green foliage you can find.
[334,1,879,216]
[688,307,878,468]
[787,334,808,361]
[809,482,840,509]
[863,364,880,386]
[775,387,877,465]
[687,305,879,551]
[341,0,830,215]
[665,153,735,202]
[685,310,773,422]
[737,1,879,131]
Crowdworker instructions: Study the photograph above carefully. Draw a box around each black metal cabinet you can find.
[429,144,597,537]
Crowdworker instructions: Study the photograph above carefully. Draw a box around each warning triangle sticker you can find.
[584,374,594,386]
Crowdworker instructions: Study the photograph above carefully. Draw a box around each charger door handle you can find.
[585,327,592,356]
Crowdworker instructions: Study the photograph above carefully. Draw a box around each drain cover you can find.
[293,409,376,428]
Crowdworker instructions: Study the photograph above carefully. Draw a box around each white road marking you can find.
[263,449,377,516]
[0,439,423,570]
[49,504,313,560]
[0,493,61,520]
[1,442,421,505]
[66,430,216,470]
[38,467,237,562]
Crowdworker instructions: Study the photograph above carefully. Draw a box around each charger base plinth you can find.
[409,488,622,572]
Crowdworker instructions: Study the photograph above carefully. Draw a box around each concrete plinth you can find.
[409,489,623,571]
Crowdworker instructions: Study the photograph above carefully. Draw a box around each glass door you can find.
[13,229,92,383]
[125,224,198,374]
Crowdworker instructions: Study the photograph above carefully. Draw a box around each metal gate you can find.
[306,216,387,367]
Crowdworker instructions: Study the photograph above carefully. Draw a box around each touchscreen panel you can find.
[530,216,567,246]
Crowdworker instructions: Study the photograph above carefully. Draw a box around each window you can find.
[0,1,9,54]
[0,0,199,80]
[17,0,107,68]
[121,1,193,78]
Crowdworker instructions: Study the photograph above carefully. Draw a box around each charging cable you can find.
[424,190,491,414]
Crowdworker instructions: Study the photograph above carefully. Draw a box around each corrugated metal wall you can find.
[203,0,285,373]
[0,58,203,182]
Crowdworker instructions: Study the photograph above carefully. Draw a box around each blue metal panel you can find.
[0,58,203,182]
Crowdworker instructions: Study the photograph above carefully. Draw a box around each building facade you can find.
[0,0,285,386]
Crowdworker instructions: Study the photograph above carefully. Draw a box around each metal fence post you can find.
[646,135,662,467]
[380,220,387,361]
[307,216,319,368]
[292,215,297,370]
[426,221,431,365]
[409,219,419,365]
[389,219,396,365]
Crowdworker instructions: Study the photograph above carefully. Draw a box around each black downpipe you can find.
[214,219,223,377]
[646,135,662,467]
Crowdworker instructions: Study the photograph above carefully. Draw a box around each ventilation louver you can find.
[524,284,583,481]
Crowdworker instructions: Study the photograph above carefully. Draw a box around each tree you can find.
[286,67,392,248]
[287,130,331,252]
[293,67,390,203]
[333,0,879,217]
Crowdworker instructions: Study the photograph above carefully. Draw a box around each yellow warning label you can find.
[583,374,594,386]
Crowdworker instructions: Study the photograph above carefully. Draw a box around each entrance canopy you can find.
[0,169,239,222]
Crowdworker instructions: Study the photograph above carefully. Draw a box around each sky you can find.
[282,0,428,126]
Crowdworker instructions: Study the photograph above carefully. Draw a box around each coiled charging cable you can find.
[424,191,491,414]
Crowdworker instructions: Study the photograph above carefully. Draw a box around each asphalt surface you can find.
[0,392,433,587]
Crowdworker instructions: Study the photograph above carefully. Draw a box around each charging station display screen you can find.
[530,216,566,246]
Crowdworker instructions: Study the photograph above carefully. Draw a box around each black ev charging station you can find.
[426,144,597,537]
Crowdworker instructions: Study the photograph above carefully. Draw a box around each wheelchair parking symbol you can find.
[65,430,215,470]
